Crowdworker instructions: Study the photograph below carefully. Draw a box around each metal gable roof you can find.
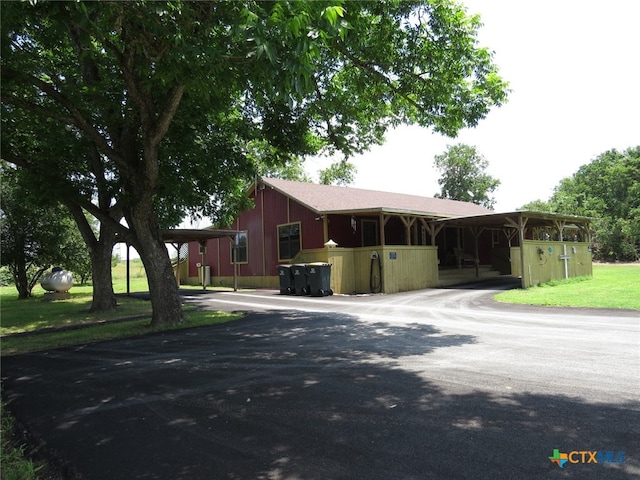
[259,177,492,218]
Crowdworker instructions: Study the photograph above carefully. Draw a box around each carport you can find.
[121,228,241,294]
[430,211,592,288]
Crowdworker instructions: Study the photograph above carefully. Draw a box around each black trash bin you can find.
[277,265,294,295]
[307,262,333,297]
[291,264,309,295]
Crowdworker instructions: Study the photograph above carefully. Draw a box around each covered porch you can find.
[430,211,593,288]
[300,210,592,293]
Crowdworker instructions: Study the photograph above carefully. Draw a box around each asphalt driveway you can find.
[2,279,639,479]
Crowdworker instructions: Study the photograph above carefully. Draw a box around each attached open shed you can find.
[431,211,593,288]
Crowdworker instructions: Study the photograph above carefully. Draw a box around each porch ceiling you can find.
[429,211,592,230]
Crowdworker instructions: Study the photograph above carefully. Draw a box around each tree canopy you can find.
[1,0,509,325]
[521,146,640,262]
[433,143,500,209]
[0,163,90,298]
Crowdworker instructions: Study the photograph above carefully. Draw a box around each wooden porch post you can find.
[469,227,485,278]
[199,240,207,290]
[323,215,329,244]
[175,242,182,287]
[503,228,517,247]
[553,219,567,242]
[126,243,131,295]
[399,215,416,245]
[229,236,238,292]
[506,215,528,288]
[423,220,444,246]
[380,213,388,245]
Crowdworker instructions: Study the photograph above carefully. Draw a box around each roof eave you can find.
[317,207,457,218]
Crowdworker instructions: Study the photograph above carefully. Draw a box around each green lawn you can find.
[0,260,241,356]
[2,262,637,357]
[494,264,640,309]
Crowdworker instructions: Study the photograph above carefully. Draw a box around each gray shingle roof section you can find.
[261,177,492,218]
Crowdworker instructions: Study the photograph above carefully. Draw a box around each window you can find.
[231,232,248,264]
[278,222,301,261]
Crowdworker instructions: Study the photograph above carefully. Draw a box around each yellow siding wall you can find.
[326,248,356,294]
[511,241,592,288]
[185,275,279,289]
[379,246,439,294]
[329,246,438,294]
[352,248,378,293]
[185,245,444,294]
[293,248,329,264]
[173,260,189,285]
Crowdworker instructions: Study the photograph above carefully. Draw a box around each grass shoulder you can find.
[494,264,640,309]
[0,286,242,356]
[1,393,43,480]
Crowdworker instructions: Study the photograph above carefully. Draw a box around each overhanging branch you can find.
[1,68,125,166]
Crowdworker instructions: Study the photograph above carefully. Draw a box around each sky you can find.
[303,0,640,213]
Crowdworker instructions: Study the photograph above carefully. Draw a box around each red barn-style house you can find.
[182,177,593,293]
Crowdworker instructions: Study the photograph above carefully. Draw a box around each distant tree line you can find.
[522,146,640,262]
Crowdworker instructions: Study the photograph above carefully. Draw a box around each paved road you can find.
[2,278,639,479]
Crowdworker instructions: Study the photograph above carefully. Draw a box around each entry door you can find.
[362,220,378,247]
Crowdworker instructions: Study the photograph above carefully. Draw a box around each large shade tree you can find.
[1,0,508,326]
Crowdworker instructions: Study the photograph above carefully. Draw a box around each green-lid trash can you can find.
[291,264,309,295]
[307,262,333,297]
[277,265,295,295]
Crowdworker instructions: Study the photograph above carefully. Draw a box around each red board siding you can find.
[188,185,332,280]
[189,184,514,279]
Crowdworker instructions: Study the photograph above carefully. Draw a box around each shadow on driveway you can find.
[2,311,638,479]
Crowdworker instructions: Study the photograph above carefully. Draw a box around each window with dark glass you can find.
[278,222,301,260]
[231,232,248,264]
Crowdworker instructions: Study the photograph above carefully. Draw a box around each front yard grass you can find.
[0,287,241,356]
[494,264,640,309]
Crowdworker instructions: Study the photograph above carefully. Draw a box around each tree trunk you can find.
[127,202,184,327]
[66,202,119,312]
[12,262,31,299]
[89,237,117,312]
